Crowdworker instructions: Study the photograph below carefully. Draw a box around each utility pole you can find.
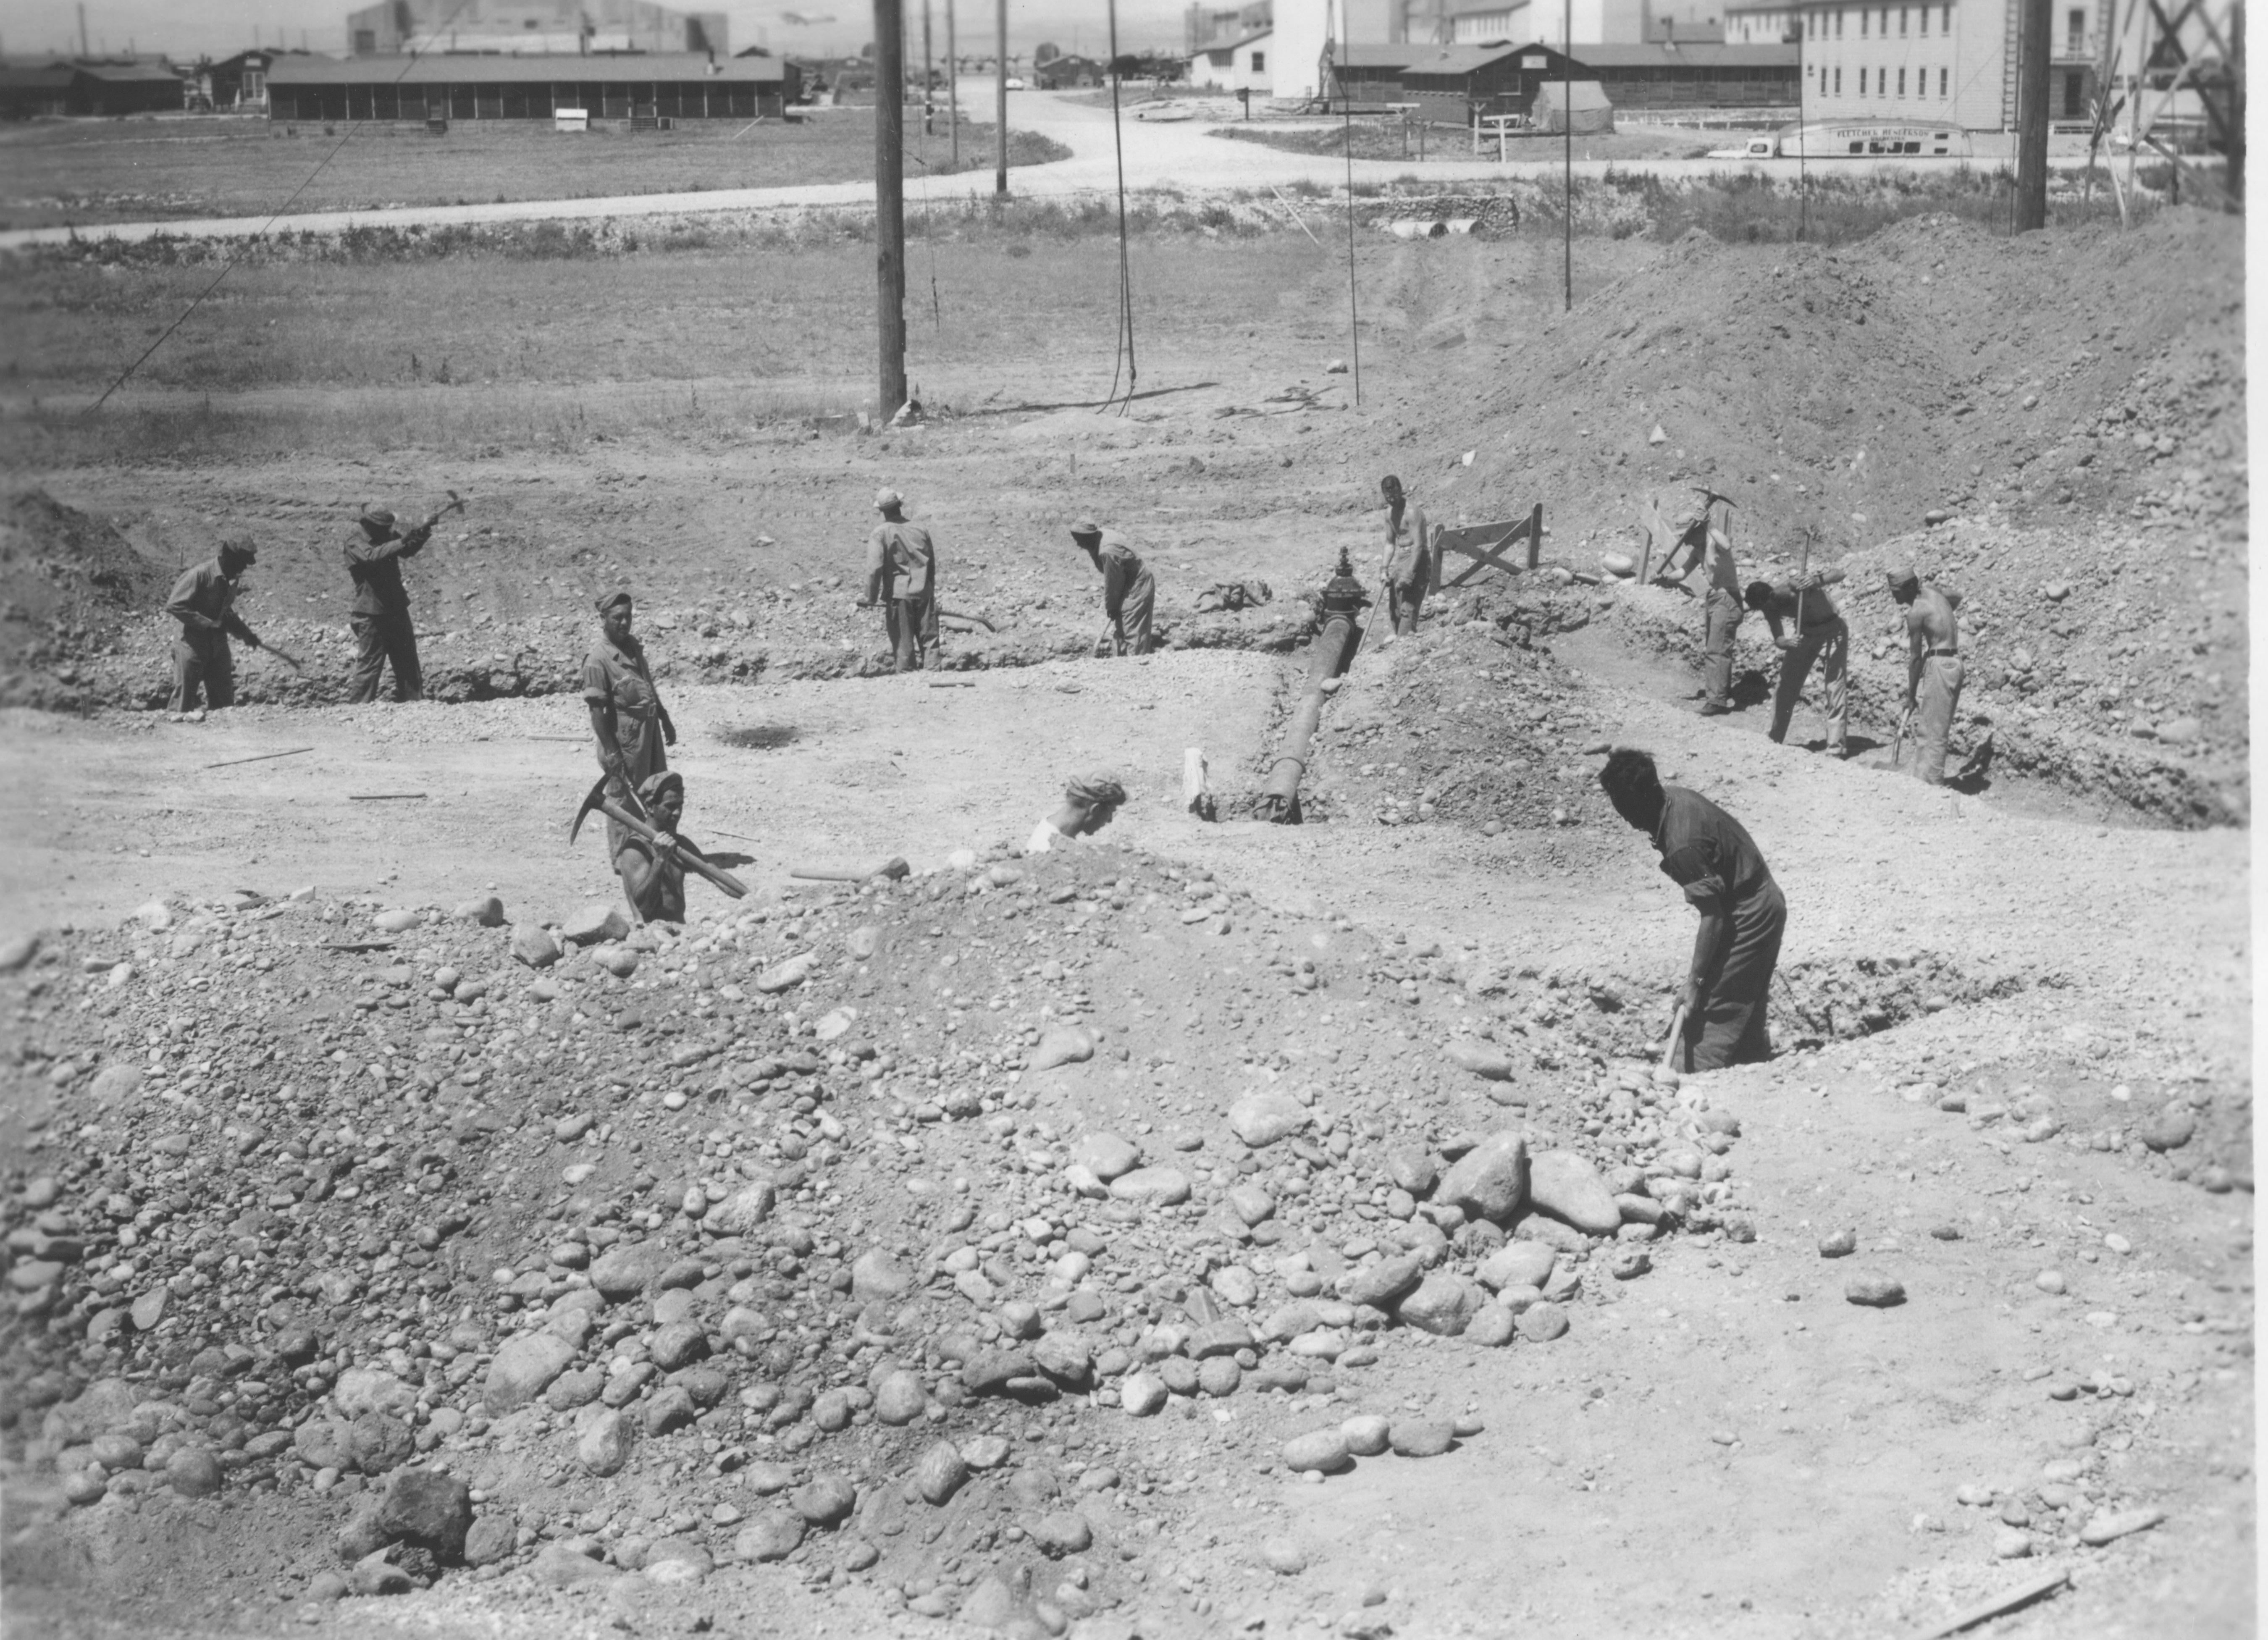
[2014,0,2050,229]
[947,0,959,169]
[1562,0,1572,310]
[922,0,933,135]
[994,0,1008,197]
[77,2,89,57]
[875,0,908,419]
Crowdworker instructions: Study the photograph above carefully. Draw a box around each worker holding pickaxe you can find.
[344,491,462,703]
[1069,520,1158,656]
[569,769,747,924]
[1667,487,1743,718]
[1744,531,1852,756]
[164,537,274,717]
[582,590,677,858]
[1889,565,1965,785]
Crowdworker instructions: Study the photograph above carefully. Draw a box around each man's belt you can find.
[1924,645,1961,659]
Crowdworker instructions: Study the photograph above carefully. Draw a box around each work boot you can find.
[1697,703,1730,718]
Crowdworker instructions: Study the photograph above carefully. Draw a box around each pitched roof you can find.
[1336,42,1522,73]
[269,51,783,85]
[1572,42,1798,66]
[77,60,188,83]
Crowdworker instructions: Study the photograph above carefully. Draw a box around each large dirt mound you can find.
[4,845,1786,1632]
[0,488,171,707]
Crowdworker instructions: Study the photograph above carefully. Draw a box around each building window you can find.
[1900,6,1908,33]
[1835,66,1843,91]
[2067,8,2085,50]
[1897,66,1906,94]
[1940,65,1948,94]
[1942,3,1952,30]
[1860,8,1868,32]
[1919,6,1928,33]
[1250,50,1264,69]
[1835,10,1844,36]
[1859,66,1868,92]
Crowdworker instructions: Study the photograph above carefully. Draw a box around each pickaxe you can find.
[569,776,748,900]
[937,608,996,632]
[417,489,467,534]
[569,772,647,845]
[259,641,307,674]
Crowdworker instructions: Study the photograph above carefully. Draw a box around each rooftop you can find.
[268,51,783,84]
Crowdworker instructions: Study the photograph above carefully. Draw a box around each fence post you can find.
[1526,502,1543,569]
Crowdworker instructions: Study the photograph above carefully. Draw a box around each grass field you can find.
[1218,121,1717,163]
[0,111,1068,230]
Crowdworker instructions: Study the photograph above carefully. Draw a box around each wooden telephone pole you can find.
[994,0,1008,197]
[2014,0,2050,229]
[875,0,908,418]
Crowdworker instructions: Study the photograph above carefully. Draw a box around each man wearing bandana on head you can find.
[616,771,700,924]
[344,505,433,704]
[1029,774,1127,854]
[583,591,677,856]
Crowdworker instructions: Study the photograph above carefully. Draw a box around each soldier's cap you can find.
[1070,519,1102,539]
[874,488,902,510]
[360,506,396,529]
[1885,565,1922,593]
[637,770,684,806]
[596,590,633,615]
[218,539,257,566]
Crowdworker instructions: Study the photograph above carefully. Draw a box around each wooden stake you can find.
[203,746,313,770]
[1902,1568,2068,1640]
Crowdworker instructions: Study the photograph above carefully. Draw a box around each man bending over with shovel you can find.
[1599,748,1785,1072]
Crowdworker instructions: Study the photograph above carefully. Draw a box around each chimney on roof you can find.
[1662,17,1676,47]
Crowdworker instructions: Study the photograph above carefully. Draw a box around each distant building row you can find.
[266,52,796,121]
[1184,0,2108,127]
[347,0,728,59]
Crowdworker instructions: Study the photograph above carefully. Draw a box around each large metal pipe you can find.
[1257,551,1369,823]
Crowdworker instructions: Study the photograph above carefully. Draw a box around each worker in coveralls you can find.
[861,488,940,673]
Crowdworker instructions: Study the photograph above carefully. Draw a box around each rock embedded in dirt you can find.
[1517,1301,1570,1343]
[162,1450,220,1498]
[874,1370,928,1425]
[1818,1230,1858,1259]
[1527,1150,1621,1235]
[1029,1027,1095,1072]
[793,1474,857,1527]
[1228,1091,1310,1148]
[1343,1252,1425,1310]
[1108,1168,1192,1207]
[380,1469,472,1560]
[1465,1305,1517,1346]
[1031,1511,1094,1555]
[484,1332,576,1412]
[578,1409,633,1476]
[1227,1183,1276,1226]
[1444,1041,1515,1081]
[1281,1429,1352,1474]
[454,895,505,926]
[1389,1421,1455,1458]
[511,925,561,968]
[1260,1538,1309,1574]
[2140,1109,2196,1151]
[1477,1241,1556,1292]
[1071,1132,1141,1181]
[754,953,817,994]
[1396,1272,1482,1336]
[1845,1275,1907,1308]
[1436,1133,1530,1223]
[1340,1414,1391,1456]
[1386,1150,1439,1196]
[1118,1372,1167,1417]
[2079,1506,2166,1546]
[734,1511,806,1562]
[914,1439,970,1504]
[562,903,629,946]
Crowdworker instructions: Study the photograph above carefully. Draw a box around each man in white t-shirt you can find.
[1029,774,1127,853]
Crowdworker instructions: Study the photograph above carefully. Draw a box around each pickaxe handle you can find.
[418,490,467,534]
[598,799,748,900]
[936,607,996,632]
[263,644,307,673]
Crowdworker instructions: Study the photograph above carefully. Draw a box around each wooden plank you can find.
[1438,515,1533,587]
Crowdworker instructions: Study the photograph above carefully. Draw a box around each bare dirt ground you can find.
[0,183,2250,1640]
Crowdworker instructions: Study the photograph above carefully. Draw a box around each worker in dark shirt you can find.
[1599,747,1786,1071]
[1744,562,1850,755]
[344,505,433,703]
[164,538,263,714]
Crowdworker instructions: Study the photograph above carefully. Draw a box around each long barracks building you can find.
[266,51,796,121]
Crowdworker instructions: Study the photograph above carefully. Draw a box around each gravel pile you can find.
[2,842,1761,1631]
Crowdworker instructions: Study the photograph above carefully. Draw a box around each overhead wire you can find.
[88,0,480,415]
[1099,0,1138,417]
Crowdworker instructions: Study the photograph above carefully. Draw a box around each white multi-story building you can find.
[1275,0,1730,93]
[1722,0,2102,129]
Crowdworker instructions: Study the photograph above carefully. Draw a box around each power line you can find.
[88,0,479,415]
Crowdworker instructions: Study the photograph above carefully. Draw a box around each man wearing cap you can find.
[344,505,433,703]
[861,488,939,673]
[164,538,265,715]
[1378,475,1430,637]
[1744,560,1851,755]
[584,591,676,856]
[1069,520,1156,656]
[1598,746,1784,1072]
[1673,512,1744,717]
[1890,567,1964,784]
[1029,774,1127,854]
[615,770,699,924]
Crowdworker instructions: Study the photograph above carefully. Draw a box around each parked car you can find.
[1004,76,1025,89]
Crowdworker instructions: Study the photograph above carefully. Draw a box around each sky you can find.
[4,0,1197,60]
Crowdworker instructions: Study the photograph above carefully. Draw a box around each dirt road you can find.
[0,88,2102,251]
